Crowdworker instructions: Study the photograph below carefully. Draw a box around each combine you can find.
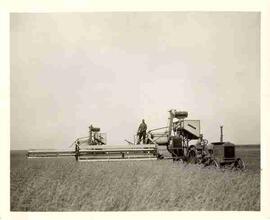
[27,109,245,170]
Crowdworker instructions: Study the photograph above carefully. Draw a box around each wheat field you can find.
[10,146,260,211]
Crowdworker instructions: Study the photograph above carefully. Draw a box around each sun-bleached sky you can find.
[10,12,260,149]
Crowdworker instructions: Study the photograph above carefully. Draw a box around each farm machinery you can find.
[27,109,245,169]
[146,110,245,169]
[27,124,158,161]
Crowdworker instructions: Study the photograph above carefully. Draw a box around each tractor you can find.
[207,141,245,169]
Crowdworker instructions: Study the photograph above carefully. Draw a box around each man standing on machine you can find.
[137,119,147,144]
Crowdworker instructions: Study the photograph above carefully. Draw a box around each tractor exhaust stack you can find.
[220,125,223,142]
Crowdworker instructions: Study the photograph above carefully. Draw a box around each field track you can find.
[10,145,260,211]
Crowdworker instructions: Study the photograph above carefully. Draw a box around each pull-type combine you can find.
[27,109,245,169]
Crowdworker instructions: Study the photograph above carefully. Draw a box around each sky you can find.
[10,12,260,149]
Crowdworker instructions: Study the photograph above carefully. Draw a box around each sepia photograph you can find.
[10,11,260,212]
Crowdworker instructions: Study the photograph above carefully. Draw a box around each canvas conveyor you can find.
[27,144,158,162]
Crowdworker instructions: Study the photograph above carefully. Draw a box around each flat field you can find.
[10,145,260,211]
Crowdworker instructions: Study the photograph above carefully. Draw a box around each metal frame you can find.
[27,144,158,162]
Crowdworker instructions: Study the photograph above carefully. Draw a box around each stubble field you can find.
[10,146,260,211]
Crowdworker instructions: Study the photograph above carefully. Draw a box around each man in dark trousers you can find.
[137,119,147,144]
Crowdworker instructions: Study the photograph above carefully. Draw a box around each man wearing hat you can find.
[137,119,147,144]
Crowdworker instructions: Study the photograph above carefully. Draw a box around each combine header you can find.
[27,124,158,161]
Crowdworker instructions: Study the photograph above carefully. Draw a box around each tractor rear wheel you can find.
[234,158,245,170]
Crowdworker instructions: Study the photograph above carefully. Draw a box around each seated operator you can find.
[137,119,147,144]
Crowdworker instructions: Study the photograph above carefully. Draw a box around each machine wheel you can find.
[188,150,197,164]
[210,159,220,168]
[234,158,245,170]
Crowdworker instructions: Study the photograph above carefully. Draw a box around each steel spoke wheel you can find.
[234,158,245,170]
